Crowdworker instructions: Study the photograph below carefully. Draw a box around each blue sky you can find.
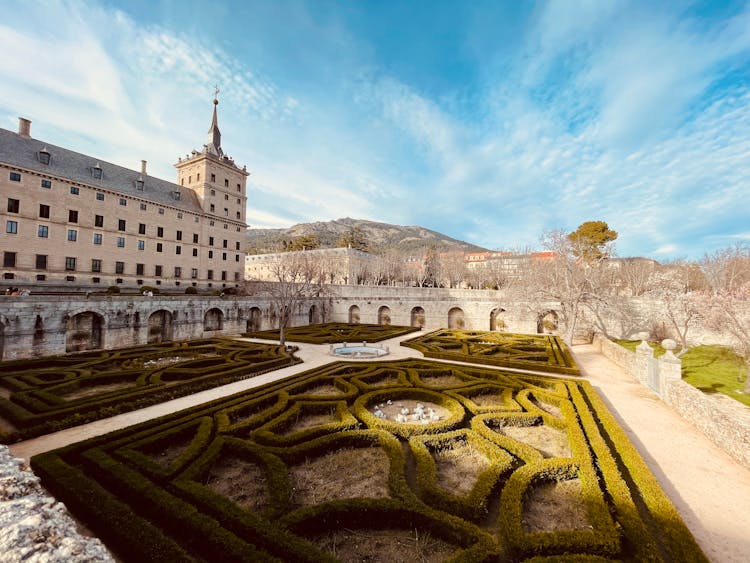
[1,0,749,259]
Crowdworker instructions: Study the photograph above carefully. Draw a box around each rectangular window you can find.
[209,236,214,246]
[222,252,227,261]
[70,186,79,195]
[154,265,162,277]
[93,167,102,179]
[211,173,216,182]
[35,254,47,270]
[91,259,102,273]
[137,240,145,250]
[67,229,77,241]
[208,250,213,259]
[139,203,147,211]
[156,243,163,252]
[136,263,144,275]
[221,271,227,281]
[191,268,198,279]
[210,204,215,212]
[95,214,104,227]
[236,183,240,191]
[9,172,21,182]
[234,271,240,281]
[65,256,76,271]
[237,198,241,204]
[6,220,17,234]
[157,227,164,237]
[224,208,229,217]
[138,223,146,235]
[236,211,241,220]
[39,204,50,218]
[176,230,182,241]
[175,245,182,255]
[158,207,165,215]
[194,216,199,223]
[174,266,182,278]
[41,179,52,189]
[36,274,46,281]
[235,241,241,250]
[177,212,183,219]
[192,248,198,257]
[96,192,104,201]
[235,254,240,262]
[118,219,126,231]
[37,225,48,238]
[119,198,127,206]
[117,237,125,248]
[93,233,103,245]
[68,210,78,223]
[3,252,16,267]
[7,198,19,213]
[222,239,228,248]
[193,234,199,244]
[207,269,214,280]
[115,261,124,274]
[224,178,229,187]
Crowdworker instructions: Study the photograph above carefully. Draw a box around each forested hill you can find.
[245,217,489,254]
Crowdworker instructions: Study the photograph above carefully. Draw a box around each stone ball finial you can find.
[631,331,649,341]
[661,339,677,351]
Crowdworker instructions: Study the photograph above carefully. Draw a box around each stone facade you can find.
[0,98,247,293]
[245,247,376,285]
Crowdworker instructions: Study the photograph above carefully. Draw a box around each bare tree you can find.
[644,262,703,353]
[516,229,614,345]
[252,252,331,346]
[615,258,658,296]
[700,245,750,391]
[439,252,466,288]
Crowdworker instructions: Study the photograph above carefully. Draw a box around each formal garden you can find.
[0,339,300,442]
[402,329,580,375]
[32,357,706,562]
[245,322,421,344]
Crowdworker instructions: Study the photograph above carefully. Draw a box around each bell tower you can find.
[175,89,249,223]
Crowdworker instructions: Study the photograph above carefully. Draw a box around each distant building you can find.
[0,96,248,290]
[245,247,376,285]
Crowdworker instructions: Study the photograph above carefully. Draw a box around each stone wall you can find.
[0,294,312,360]
[593,333,750,470]
[664,380,750,469]
[0,445,113,561]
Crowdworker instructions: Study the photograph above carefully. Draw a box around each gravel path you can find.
[572,343,750,563]
[6,336,750,562]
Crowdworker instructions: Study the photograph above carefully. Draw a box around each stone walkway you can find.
[7,337,750,562]
[572,344,750,563]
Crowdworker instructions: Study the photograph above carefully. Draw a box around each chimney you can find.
[18,118,31,137]
[141,160,147,175]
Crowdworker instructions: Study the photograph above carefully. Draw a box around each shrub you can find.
[140,286,160,295]
[184,286,198,294]
[106,285,120,294]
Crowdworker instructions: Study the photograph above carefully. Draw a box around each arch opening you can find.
[148,310,174,344]
[410,306,425,329]
[204,308,224,332]
[378,305,391,326]
[348,305,360,324]
[66,312,104,352]
[447,307,465,329]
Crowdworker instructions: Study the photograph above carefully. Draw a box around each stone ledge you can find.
[0,446,113,562]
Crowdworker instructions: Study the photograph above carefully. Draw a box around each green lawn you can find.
[614,340,749,407]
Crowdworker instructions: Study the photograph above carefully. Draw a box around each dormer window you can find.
[92,163,102,179]
[173,191,181,201]
[136,177,144,190]
[39,148,50,165]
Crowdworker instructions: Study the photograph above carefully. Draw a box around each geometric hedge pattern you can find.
[245,322,421,344]
[0,338,300,442]
[31,359,705,562]
[402,330,581,375]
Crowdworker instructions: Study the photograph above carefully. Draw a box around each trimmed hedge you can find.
[0,338,300,442]
[401,329,580,375]
[32,358,706,562]
[245,322,420,344]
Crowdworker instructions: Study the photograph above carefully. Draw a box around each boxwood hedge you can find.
[245,322,420,344]
[32,359,705,562]
[401,329,580,375]
[0,338,300,442]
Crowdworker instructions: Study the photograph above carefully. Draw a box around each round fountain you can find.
[330,341,389,359]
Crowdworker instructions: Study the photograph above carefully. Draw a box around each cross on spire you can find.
[213,85,220,103]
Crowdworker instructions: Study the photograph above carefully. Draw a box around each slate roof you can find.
[0,126,204,214]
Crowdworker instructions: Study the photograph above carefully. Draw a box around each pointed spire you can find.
[206,86,222,157]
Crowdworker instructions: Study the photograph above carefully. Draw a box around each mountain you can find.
[245,218,489,254]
